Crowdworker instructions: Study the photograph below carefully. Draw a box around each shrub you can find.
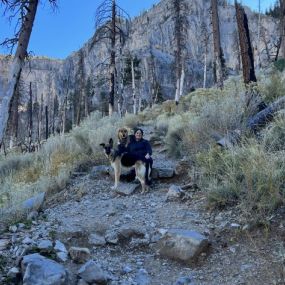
[261,113,285,152]
[258,72,285,104]
[274,58,285,72]
[197,143,285,222]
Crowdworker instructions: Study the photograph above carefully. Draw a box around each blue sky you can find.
[0,0,277,59]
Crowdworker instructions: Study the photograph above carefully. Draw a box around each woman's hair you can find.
[134,128,144,135]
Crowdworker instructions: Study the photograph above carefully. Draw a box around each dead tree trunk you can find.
[76,50,85,125]
[28,82,33,152]
[211,0,224,89]
[8,82,20,148]
[281,0,285,58]
[235,1,257,84]
[109,0,116,116]
[0,0,39,143]
[38,93,43,143]
[45,105,48,140]
[131,58,137,114]
[173,0,183,103]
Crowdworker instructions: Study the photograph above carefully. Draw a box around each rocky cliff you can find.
[0,0,278,111]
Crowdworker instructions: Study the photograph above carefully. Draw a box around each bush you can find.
[197,143,285,221]
[274,58,285,72]
[261,113,285,151]
[258,72,285,104]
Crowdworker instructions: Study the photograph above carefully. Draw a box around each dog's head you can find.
[100,138,114,158]
[117,127,129,141]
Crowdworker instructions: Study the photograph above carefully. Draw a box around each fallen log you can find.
[246,96,285,133]
[217,96,285,147]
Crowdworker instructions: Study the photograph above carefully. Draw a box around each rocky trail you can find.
[0,125,285,285]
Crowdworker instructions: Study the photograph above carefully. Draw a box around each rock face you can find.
[0,0,277,113]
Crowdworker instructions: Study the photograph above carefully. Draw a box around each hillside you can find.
[0,121,285,284]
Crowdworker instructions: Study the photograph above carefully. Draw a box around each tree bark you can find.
[235,1,257,84]
[131,58,137,114]
[109,0,116,116]
[45,105,49,140]
[28,82,33,152]
[0,0,39,143]
[281,0,285,58]
[211,0,224,89]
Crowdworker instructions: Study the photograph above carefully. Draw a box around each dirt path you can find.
[1,125,285,284]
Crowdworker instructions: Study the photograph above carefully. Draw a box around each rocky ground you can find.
[0,126,285,285]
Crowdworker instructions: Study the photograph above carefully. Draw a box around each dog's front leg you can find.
[111,161,121,190]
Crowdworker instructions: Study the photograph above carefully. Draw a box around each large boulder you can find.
[78,260,109,284]
[21,253,69,285]
[157,229,209,263]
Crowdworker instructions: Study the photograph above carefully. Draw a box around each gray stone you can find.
[121,265,133,274]
[22,192,46,212]
[0,239,10,250]
[118,226,145,241]
[88,233,106,246]
[135,268,150,285]
[69,247,90,263]
[78,260,108,284]
[105,230,119,245]
[56,252,68,263]
[166,185,185,201]
[37,239,53,250]
[54,240,68,253]
[157,168,175,178]
[89,165,110,179]
[9,225,18,233]
[7,267,20,278]
[175,276,192,285]
[21,253,68,285]
[22,237,34,245]
[157,229,209,263]
[115,183,140,196]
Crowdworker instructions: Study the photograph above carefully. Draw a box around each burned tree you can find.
[0,0,57,144]
[172,0,188,104]
[211,0,224,89]
[75,50,85,125]
[123,54,141,114]
[90,0,130,116]
[235,1,256,84]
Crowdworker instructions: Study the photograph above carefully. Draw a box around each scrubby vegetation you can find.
[1,70,285,227]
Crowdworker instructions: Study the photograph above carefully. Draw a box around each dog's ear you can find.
[109,138,113,147]
[99,143,106,147]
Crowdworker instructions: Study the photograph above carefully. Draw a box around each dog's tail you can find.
[145,159,152,185]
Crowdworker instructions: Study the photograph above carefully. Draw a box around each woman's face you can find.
[135,130,143,141]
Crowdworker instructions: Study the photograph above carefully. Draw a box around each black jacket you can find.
[117,135,152,157]
[127,137,152,156]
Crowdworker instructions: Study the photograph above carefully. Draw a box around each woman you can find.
[119,128,153,185]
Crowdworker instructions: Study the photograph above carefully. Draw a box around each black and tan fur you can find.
[100,138,150,193]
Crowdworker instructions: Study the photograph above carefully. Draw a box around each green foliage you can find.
[261,114,285,152]
[274,58,285,72]
[197,143,285,221]
[259,72,285,104]
[265,1,281,18]
[123,55,141,85]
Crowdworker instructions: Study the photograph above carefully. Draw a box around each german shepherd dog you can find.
[100,138,151,193]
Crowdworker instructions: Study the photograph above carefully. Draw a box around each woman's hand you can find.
[145,153,150,159]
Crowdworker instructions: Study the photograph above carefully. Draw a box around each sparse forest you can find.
[0,0,285,284]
